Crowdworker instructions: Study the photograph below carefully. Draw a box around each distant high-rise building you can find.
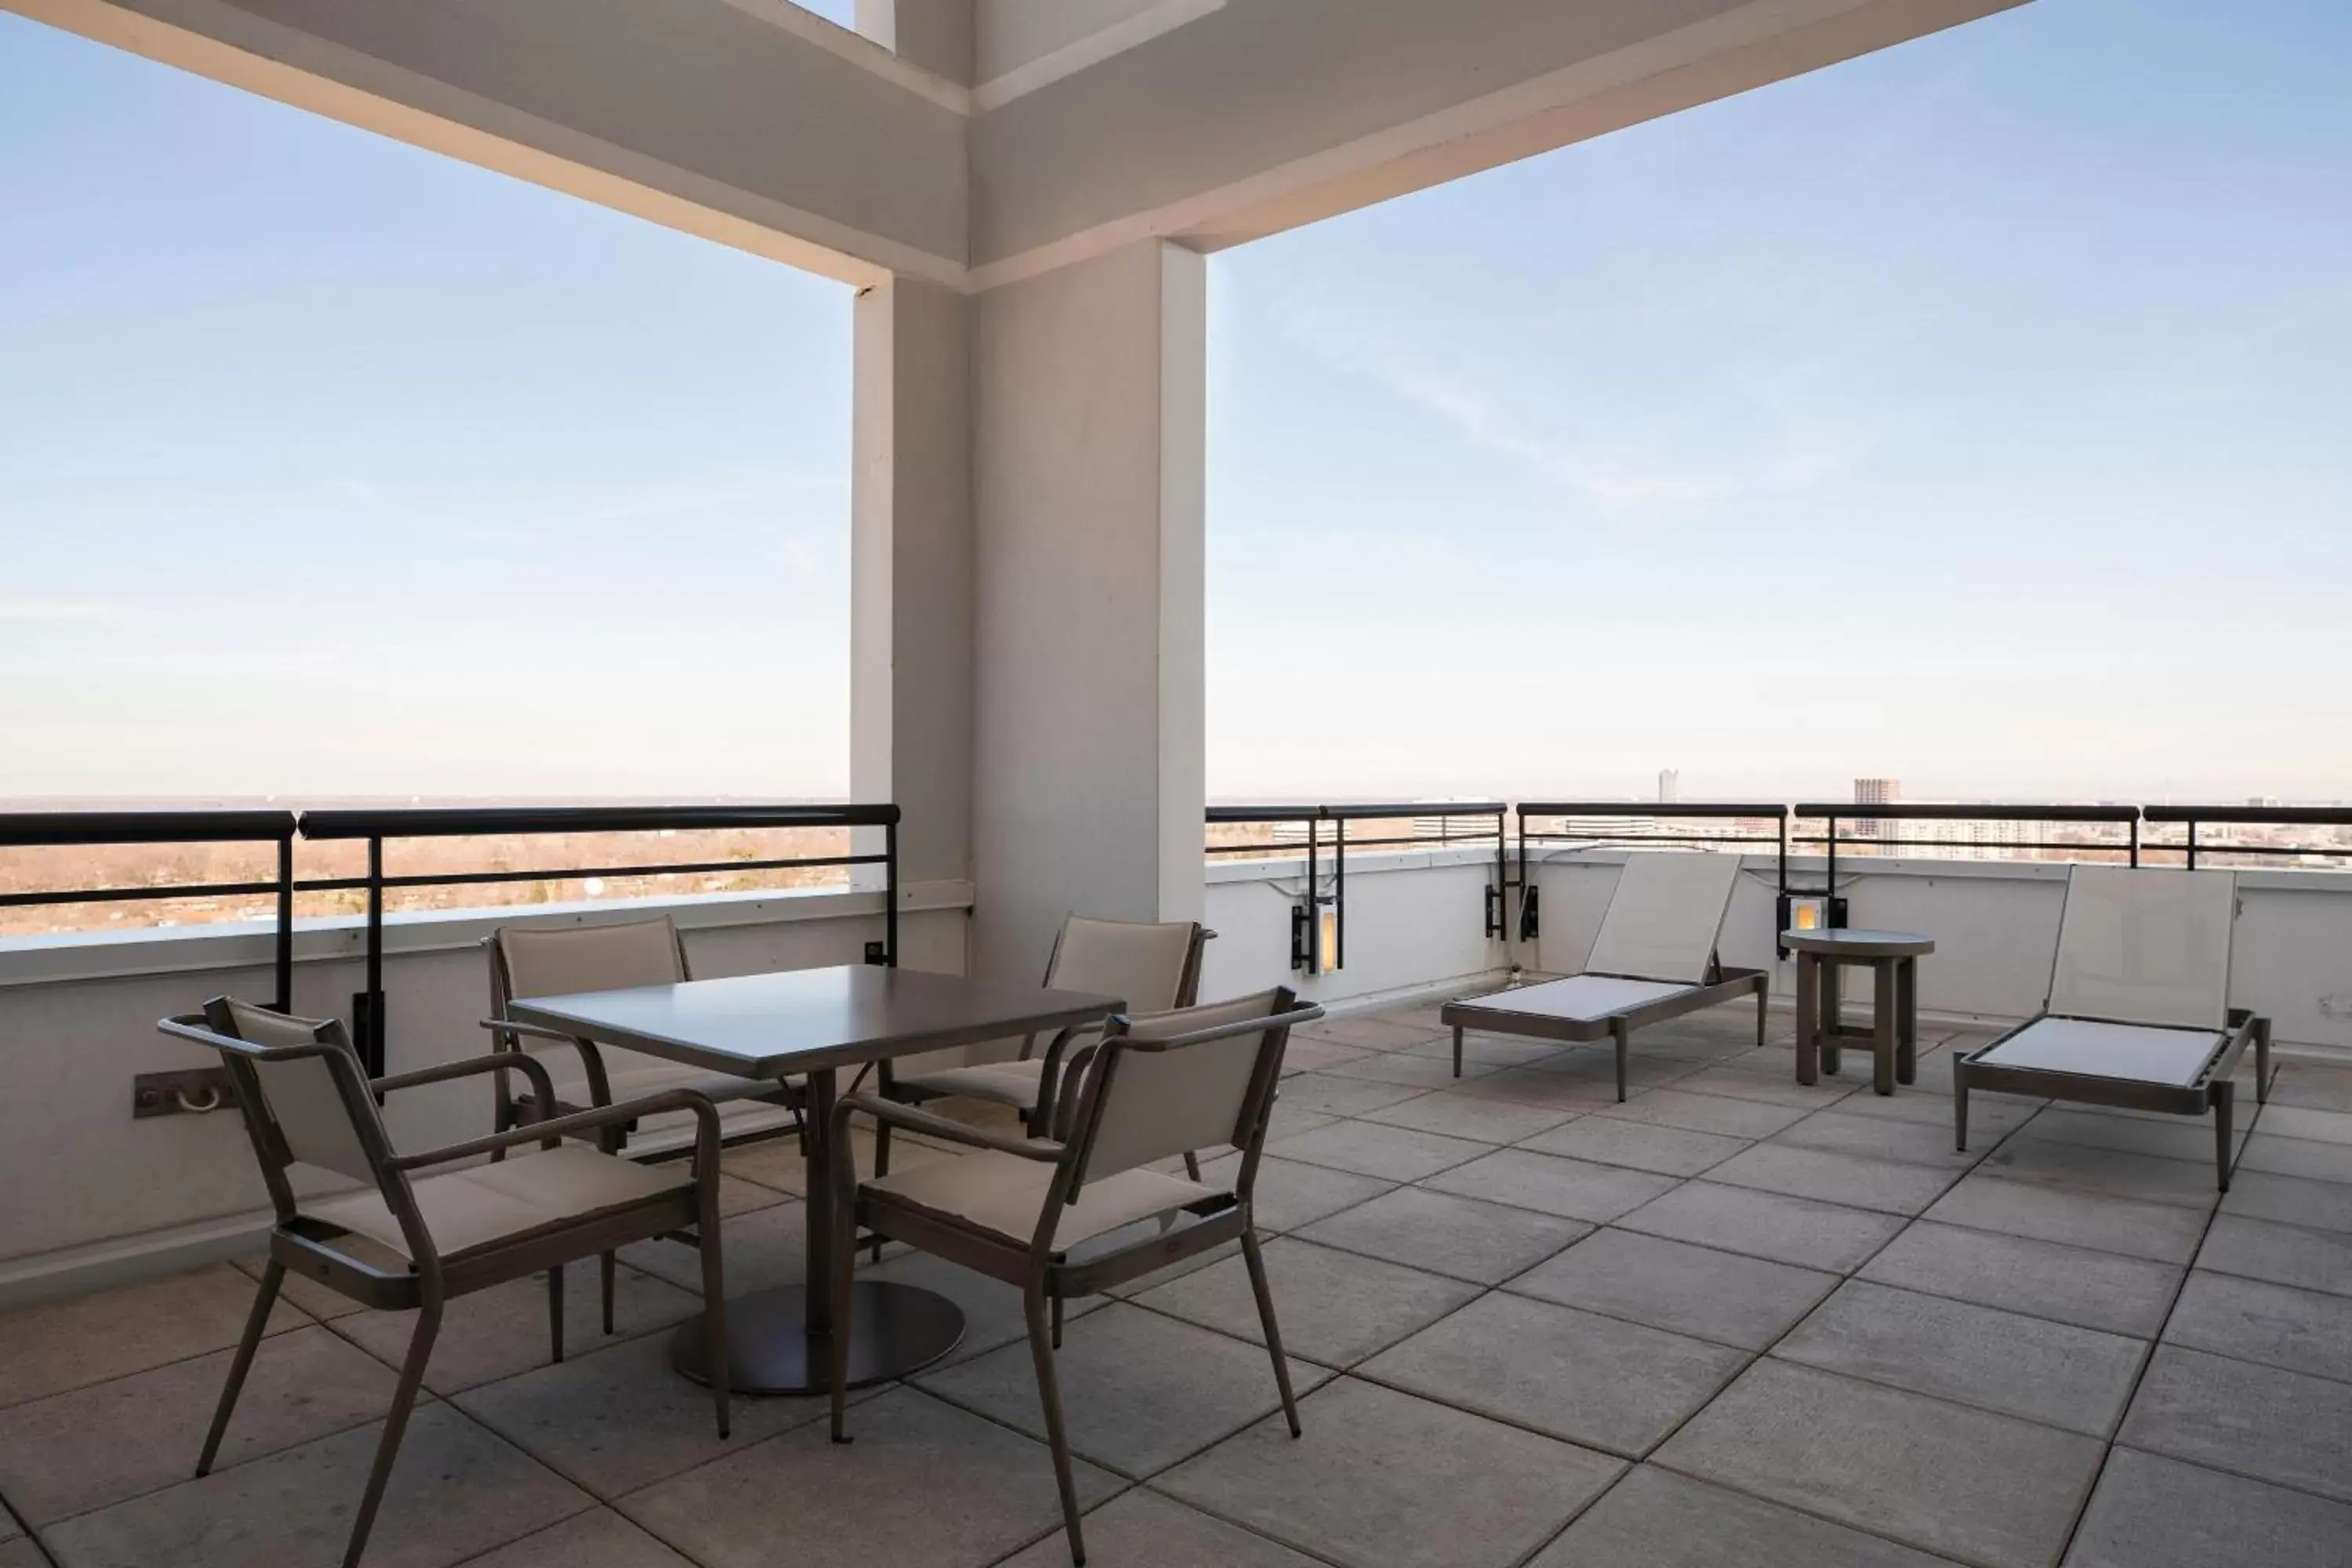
[1852,778,1900,844]
[1658,769,1680,804]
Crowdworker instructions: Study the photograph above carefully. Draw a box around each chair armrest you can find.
[374,1052,557,1107]
[1025,1025,1087,1134]
[477,1018,615,1106]
[390,1088,721,1173]
[835,1092,1063,1162]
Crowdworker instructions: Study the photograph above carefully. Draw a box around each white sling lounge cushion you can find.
[2048,866,2237,1030]
[307,1145,691,1261]
[1584,852,1743,985]
[867,1152,1218,1249]
[1975,1017,2228,1090]
[1472,975,1693,1022]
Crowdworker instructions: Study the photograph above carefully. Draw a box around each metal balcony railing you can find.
[0,804,900,1074]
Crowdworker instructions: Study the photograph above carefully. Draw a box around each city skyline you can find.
[3,1,2348,804]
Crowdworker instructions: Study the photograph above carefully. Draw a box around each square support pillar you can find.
[971,239,1207,981]
[852,278,973,903]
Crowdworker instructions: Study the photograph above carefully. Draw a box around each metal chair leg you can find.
[2214,1079,2235,1194]
[1240,1228,1301,1438]
[1181,1151,1202,1182]
[343,1301,441,1568]
[1051,1292,1065,1350]
[197,1260,283,1475]
[1610,1017,1630,1103]
[547,1265,564,1363]
[601,1253,617,1337]
[1024,1283,1086,1565]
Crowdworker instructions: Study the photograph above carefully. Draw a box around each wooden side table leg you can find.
[1871,957,1897,1096]
[1820,959,1843,1078]
[1795,953,1819,1085]
[1896,956,1918,1085]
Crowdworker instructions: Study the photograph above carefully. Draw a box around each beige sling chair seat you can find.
[1954,865,2272,1192]
[1442,851,1769,1101]
[829,988,1322,1567]
[876,914,1208,1171]
[160,997,732,1568]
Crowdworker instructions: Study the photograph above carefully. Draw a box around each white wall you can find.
[1201,848,1506,1007]
[0,889,967,1303]
[1530,849,2352,1049]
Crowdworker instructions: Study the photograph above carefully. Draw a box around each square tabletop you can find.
[506,964,1124,1080]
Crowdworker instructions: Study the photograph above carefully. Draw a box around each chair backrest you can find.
[1047,916,1207,1014]
[198,997,386,1184]
[492,914,689,1006]
[1584,852,1742,984]
[2048,864,2237,1030]
[1067,988,1312,1185]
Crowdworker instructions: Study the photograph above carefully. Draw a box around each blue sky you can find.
[3,0,2347,802]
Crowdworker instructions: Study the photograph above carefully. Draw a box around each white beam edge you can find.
[717,0,973,114]
[970,0,1225,113]
[966,0,2026,291]
[9,0,967,289]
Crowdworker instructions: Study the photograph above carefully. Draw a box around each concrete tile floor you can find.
[3,999,2349,1567]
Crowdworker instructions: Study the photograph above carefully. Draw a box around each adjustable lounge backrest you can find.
[1584,852,1743,984]
[2048,865,2237,1030]
[1074,989,1294,1181]
[199,997,381,1184]
[1047,916,1205,1014]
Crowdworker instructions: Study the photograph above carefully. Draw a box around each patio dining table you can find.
[507,964,1121,1396]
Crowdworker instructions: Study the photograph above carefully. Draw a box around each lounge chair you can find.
[1442,851,1766,1101]
[1952,864,2270,1191]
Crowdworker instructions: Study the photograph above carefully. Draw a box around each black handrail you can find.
[2141,805,2352,869]
[297,803,900,1073]
[1791,802,2143,900]
[1206,802,1509,972]
[0,811,298,1010]
[1515,804,1791,943]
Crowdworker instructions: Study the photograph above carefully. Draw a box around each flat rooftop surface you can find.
[2,993,2347,1567]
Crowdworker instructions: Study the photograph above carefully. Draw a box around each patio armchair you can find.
[873,914,1210,1173]
[485,914,804,1327]
[829,988,1321,1566]
[1442,851,1767,1100]
[1953,864,2270,1190]
[159,996,731,1568]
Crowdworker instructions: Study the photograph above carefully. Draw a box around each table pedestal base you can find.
[670,1282,964,1396]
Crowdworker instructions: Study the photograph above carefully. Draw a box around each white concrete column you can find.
[970,238,1207,981]
[851,278,973,904]
[857,0,974,84]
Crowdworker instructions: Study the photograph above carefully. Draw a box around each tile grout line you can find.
[1505,1089,2056,1568]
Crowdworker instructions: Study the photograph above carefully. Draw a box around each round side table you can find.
[1783,929,1936,1096]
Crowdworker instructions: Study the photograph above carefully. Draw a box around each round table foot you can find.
[672,1281,964,1396]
